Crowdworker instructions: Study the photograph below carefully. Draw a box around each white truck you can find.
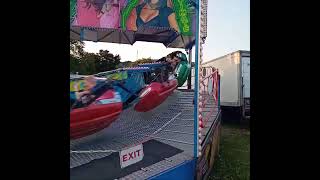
[203,50,250,121]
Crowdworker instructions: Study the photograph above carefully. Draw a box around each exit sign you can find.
[120,144,144,168]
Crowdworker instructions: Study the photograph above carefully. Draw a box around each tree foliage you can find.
[133,57,153,65]
[70,41,159,74]
[117,57,154,68]
[70,40,85,57]
[70,40,121,75]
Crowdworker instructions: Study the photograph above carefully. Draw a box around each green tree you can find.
[70,40,85,74]
[70,40,121,74]
[70,55,80,74]
[70,40,85,57]
[117,61,135,68]
[95,50,121,72]
[81,53,99,74]
[131,57,153,66]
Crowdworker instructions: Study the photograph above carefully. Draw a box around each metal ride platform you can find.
[70,90,219,180]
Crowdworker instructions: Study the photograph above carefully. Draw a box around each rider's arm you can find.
[74,91,91,100]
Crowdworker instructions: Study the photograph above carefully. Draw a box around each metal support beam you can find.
[187,47,192,89]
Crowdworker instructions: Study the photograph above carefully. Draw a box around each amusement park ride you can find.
[70,0,221,179]
[70,54,191,139]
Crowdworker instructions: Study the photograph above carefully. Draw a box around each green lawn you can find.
[209,123,250,180]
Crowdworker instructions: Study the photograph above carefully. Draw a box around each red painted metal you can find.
[134,79,178,112]
[70,90,123,140]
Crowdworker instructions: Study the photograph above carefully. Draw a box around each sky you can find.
[84,0,250,62]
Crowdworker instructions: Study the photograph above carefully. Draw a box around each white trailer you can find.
[203,50,250,120]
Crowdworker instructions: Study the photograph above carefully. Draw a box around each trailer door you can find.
[242,57,250,98]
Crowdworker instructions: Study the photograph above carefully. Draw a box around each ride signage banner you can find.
[70,0,195,36]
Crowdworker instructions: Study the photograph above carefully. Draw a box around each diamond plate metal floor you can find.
[70,90,219,179]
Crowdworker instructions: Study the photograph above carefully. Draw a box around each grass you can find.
[209,123,250,180]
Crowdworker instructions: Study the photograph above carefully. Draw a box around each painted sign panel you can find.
[70,0,195,36]
[120,144,144,168]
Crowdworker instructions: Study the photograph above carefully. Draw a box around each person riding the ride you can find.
[157,51,188,70]
[70,76,111,107]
